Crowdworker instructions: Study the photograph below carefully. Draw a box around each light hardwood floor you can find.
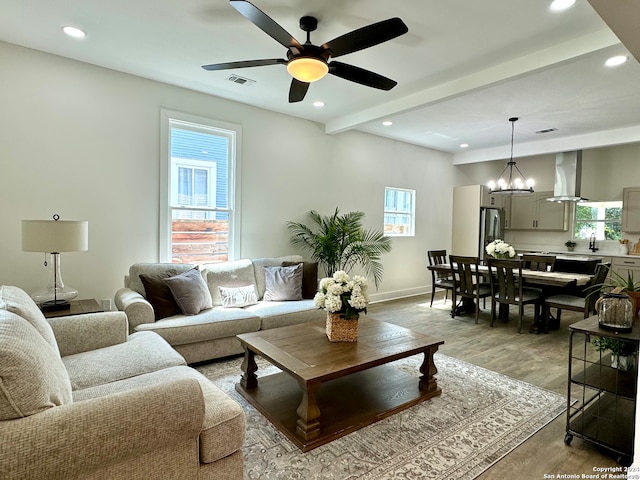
[367,292,626,479]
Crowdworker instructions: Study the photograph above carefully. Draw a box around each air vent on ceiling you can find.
[226,75,255,86]
[535,127,558,134]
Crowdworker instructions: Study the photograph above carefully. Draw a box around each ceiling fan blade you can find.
[230,0,301,49]
[329,61,397,90]
[289,78,310,103]
[202,58,286,71]
[323,17,408,58]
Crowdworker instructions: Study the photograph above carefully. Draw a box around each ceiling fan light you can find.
[287,57,329,83]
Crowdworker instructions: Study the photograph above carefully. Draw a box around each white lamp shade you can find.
[22,220,88,253]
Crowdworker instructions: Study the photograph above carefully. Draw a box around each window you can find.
[384,187,415,236]
[160,110,241,264]
[573,201,622,241]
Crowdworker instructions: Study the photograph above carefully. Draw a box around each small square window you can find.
[384,187,415,236]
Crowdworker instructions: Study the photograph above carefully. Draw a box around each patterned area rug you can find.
[196,353,566,480]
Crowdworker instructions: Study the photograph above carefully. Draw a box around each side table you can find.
[42,299,104,319]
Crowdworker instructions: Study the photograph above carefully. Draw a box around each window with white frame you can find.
[384,187,415,236]
[574,201,622,241]
[160,110,241,264]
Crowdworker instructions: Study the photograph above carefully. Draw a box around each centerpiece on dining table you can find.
[485,239,516,259]
[314,271,369,342]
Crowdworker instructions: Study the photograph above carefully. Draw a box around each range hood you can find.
[546,151,589,202]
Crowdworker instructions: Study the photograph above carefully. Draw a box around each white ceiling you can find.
[3,0,640,164]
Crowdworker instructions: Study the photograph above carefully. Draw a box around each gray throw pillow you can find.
[218,285,258,308]
[263,264,303,301]
[164,267,213,315]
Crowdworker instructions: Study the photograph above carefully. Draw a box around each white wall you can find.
[0,41,454,303]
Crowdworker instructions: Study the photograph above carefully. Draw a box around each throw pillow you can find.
[139,269,180,320]
[218,285,259,308]
[263,264,303,301]
[163,267,213,315]
[281,261,319,299]
[0,312,73,420]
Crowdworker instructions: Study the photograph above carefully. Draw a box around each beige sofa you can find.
[0,286,245,480]
[115,255,325,364]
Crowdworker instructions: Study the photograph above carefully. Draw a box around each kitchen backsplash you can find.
[504,230,640,256]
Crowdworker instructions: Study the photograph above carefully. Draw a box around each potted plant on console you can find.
[592,336,637,371]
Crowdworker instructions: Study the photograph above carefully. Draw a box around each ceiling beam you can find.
[324,28,620,136]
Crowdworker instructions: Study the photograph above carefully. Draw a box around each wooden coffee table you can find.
[235,317,444,451]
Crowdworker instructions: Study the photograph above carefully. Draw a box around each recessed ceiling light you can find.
[382,120,393,126]
[550,0,575,11]
[62,26,86,39]
[312,101,325,108]
[605,55,628,67]
[460,143,469,148]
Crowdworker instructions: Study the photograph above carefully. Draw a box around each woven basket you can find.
[326,313,358,342]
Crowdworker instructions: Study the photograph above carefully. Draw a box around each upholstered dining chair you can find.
[544,262,611,330]
[449,255,492,323]
[428,250,455,307]
[488,258,544,333]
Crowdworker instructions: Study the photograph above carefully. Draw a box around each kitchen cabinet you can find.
[565,316,639,466]
[622,187,640,233]
[508,191,568,231]
[611,257,640,281]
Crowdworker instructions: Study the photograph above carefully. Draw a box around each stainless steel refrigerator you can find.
[479,207,504,262]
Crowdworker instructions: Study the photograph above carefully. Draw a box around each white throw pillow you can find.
[218,285,259,308]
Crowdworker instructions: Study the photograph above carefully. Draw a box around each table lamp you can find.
[22,214,89,311]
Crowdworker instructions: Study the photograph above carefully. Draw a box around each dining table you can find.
[427,262,594,333]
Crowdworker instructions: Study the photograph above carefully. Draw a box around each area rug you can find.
[196,353,566,480]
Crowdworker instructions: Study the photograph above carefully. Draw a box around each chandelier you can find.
[488,117,534,194]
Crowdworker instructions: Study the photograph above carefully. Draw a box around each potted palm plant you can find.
[286,208,392,289]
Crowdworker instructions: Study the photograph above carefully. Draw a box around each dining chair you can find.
[449,255,492,323]
[427,250,455,307]
[488,258,544,333]
[544,262,611,329]
[522,254,556,272]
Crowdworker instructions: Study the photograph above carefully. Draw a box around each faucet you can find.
[589,233,599,252]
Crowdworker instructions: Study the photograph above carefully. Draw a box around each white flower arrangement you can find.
[485,239,516,259]
[314,270,369,320]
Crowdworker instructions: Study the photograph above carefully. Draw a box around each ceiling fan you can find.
[202,0,408,103]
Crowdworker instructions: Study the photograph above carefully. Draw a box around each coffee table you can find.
[235,317,444,451]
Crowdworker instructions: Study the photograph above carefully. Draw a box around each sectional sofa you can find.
[0,285,245,480]
[114,255,325,364]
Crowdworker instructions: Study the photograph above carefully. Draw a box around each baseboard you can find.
[369,285,431,304]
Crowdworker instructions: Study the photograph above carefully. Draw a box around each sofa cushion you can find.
[127,263,195,296]
[245,299,326,330]
[139,269,181,320]
[204,259,257,306]
[219,284,258,308]
[282,261,319,299]
[263,264,303,301]
[252,255,303,299]
[0,285,60,356]
[71,365,245,465]
[134,308,261,346]
[164,267,213,315]
[0,311,72,420]
[62,331,186,390]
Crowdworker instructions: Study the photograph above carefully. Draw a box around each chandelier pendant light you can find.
[488,117,534,194]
